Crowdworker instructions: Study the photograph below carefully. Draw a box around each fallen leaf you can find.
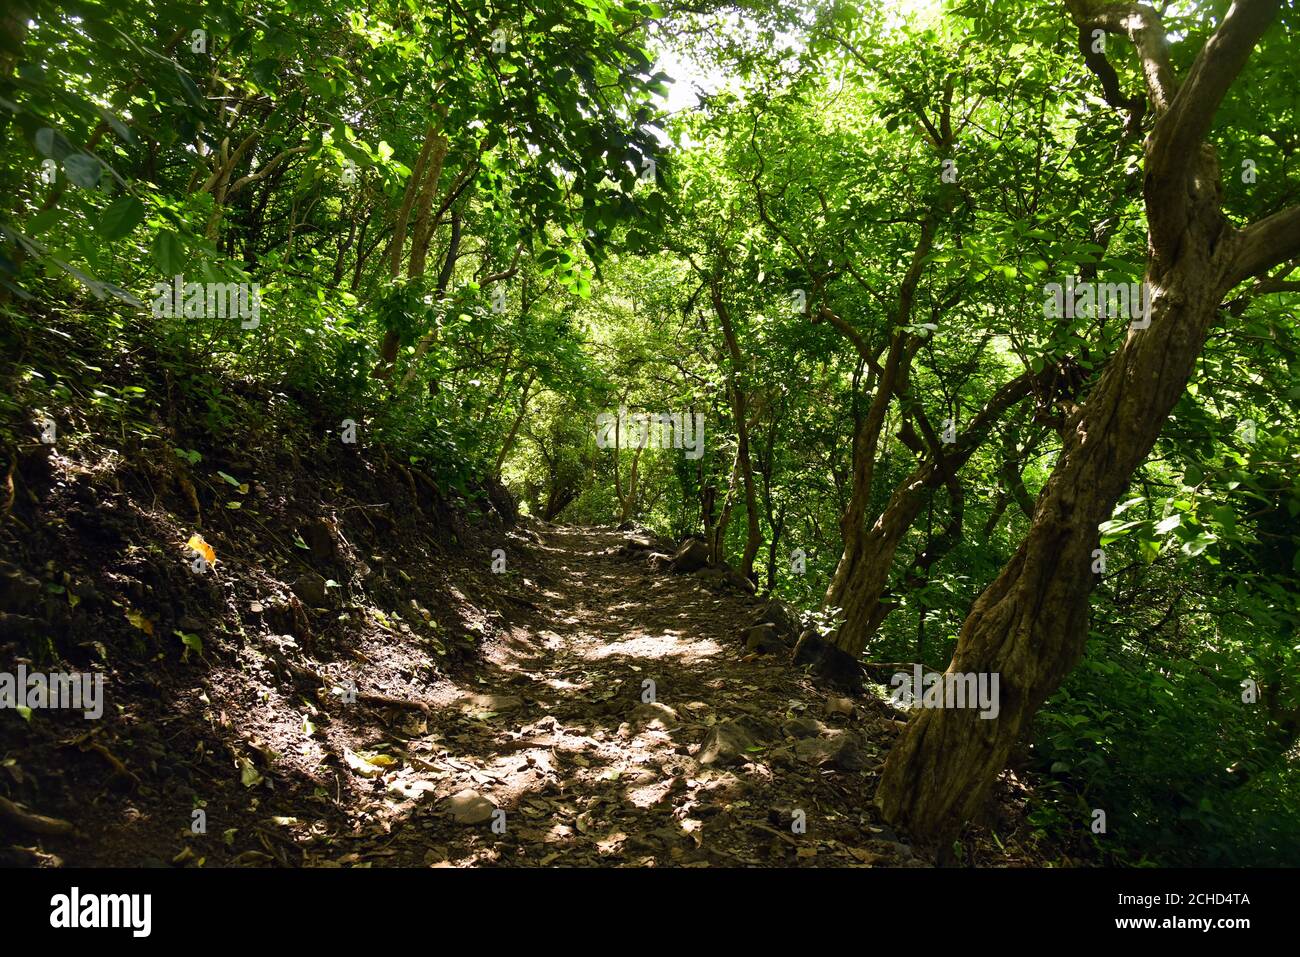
[237,756,263,788]
[344,748,391,778]
[186,534,216,565]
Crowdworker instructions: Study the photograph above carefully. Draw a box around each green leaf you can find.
[96,107,133,142]
[1182,532,1216,558]
[238,757,263,788]
[151,231,186,274]
[175,67,206,111]
[64,154,102,189]
[1154,514,1182,536]
[26,208,61,237]
[98,196,145,240]
[175,630,203,661]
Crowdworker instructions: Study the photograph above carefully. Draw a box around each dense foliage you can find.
[2,0,1297,864]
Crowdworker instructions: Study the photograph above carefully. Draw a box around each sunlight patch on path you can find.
[580,631,722,662]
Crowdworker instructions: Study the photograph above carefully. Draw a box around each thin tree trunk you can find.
[711,278,761,582]
[828,372,1033,657]
[373,121,441,377]
[494,372,535,479]
[822,211,939,646]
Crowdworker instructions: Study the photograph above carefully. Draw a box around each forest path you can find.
[4,508,939,869]
[335,523,924,867]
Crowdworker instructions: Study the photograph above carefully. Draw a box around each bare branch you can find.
[1064,1,1178,113]
[227,144,310,197]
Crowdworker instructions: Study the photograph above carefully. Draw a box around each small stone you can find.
[722,567,756,594]
[423,845,450,865]
[629,701,680,730]
[782,716,824,739]
[292,572,329,607]
[756,599,801,644]
[793,631,864,692]
[824,696,855,718]
[700,772,750,801]
[697,720,758,766]
[456,693,523,713]
[794,732,869,771]
[445,788,497,825]
[671,538,711,573]
[743,623,783,654]
[696,717,775,766]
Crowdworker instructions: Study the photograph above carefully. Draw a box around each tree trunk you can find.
[821,211,940,649]
[372,121,440,378]
[493,372,536,479]
[877,177,1253,843]
[708,442,742,566]
[827,372,1033,657]
[711,279,761,582]
[876,282,1221,839]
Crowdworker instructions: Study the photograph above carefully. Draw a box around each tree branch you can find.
[1229,204,1300,286]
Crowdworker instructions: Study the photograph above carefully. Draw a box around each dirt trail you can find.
[325,523,927,867]
[5,508,972,868]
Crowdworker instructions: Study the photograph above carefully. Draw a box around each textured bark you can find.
[386,123,439,278]
[823,329,906,621]
[706,443,742,567]
[615,442,643,523]
[406,129,451,278]
[821,204,944,651]
[876,268,1224,839]
[493,372,536,480]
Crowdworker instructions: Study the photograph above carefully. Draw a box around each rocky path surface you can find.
[4,514,945,869]
[337,523,927,867]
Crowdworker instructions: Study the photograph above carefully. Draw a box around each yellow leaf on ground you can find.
[344,749,392,778]
[125,608,154,635]
[187,534,216,565]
